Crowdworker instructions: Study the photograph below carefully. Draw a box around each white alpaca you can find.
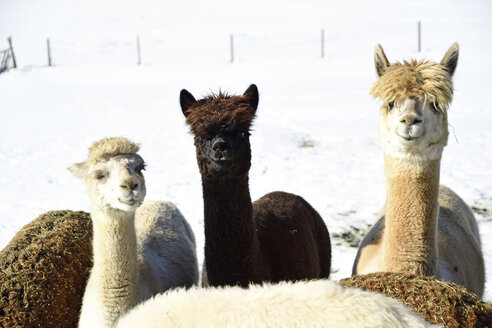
[69,137,198,328]
[353,44,485,297]
[116,279,439,328]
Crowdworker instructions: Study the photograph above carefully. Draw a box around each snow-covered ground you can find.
[1,0,491,301]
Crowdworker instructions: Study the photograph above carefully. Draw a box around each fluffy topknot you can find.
[87,137,140,164]
[184,92,257,137]
[370,59,454,111]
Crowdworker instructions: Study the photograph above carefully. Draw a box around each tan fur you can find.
[354,44,485,298]
[379,157,440,275]
[370,60,454,111]
[87,137,140,165]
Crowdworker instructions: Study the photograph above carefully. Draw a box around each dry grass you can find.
[0,210,93,327]
[339,272,492,328]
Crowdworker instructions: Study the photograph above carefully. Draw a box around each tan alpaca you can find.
[69,137,198,328]
[353,44,485,297]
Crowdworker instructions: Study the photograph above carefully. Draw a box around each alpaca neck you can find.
[202,174,262,287]
[90,207,139,327]
[382,156,440,275]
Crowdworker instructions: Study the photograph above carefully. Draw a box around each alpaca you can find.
[339,272,492,328]
[68,137,199,327]
[180,85,331,287]
[116,279,439,328]
[352,44,485,297]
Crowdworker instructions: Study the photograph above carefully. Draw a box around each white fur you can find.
[379,98,446,162]
[69,139,198,328]
[117,280,439,328]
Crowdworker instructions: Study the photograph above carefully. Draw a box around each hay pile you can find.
[339,272,492,328]
[0,210,93,327]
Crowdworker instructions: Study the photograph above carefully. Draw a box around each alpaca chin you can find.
[210,159,232,172]
[114,201,139,213]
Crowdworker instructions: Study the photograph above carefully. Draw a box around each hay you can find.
[339,272,492,328]
[0,210,93,327]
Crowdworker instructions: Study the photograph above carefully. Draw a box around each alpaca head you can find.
[180,84,259,178]
[68,137,147,214]
[370,43,458,162]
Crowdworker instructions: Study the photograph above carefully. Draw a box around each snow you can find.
[1,0,491,301]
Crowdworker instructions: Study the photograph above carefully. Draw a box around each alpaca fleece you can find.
[0,210,93,328]
[354,44,484,297]
[181,85,331,287]
[117,279,438,328]
[184,92,257,137]
[370,59,454,111]
[87,136,140,164]
[339,272,492,328]
[74,136,198,328]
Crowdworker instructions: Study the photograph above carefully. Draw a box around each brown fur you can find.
[180,85,331,287]
[339,272,492,328]
[184,92,257,137]
[0,210,93,328]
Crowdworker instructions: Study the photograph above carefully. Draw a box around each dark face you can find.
[179,84,259,179]
[195,130,251,178]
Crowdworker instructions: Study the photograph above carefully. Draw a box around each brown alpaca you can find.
[353,44,485,297]
[180,84,331,287]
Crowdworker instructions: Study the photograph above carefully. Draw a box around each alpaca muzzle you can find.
[209,136,233,169]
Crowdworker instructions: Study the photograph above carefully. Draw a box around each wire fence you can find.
[0,48,12,73]
[1,22,424,70]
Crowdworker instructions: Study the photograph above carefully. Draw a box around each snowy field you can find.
[1,0,491,301]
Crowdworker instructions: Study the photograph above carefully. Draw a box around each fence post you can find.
[230,34,234,63]
[136,35,141,66]
[7,36,17,68]
[418,21,421,52]
[321,29,325,58]
[47,38,52,67]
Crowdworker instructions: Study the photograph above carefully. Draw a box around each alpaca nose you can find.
[120,180,138,191]
[212,137,230,152]
[400,115,422,126]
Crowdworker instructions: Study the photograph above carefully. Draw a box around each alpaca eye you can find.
[198,137,207,146]
[388,102,394,110]
[431,102,440,113]
[135,164,146,174]
[237,131,250,138]
[92,170,106,180]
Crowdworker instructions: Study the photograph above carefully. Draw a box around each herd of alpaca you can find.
[1,43,487,327]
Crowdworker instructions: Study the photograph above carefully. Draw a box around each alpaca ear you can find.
[441,43,459,77]
[180,89,197,117]
[374,44,390,78]
[243,84,259,112]
[67,162,88,179]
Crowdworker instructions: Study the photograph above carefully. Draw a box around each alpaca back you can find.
[353,185,484,297]
[135,201,199,300]
[253,191,331,281]
[436,185,484,297]
[117,280,438,328]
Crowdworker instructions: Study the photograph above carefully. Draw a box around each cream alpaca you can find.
[69,137,199,328]
[116,279,439,328]
[353,44,485,297]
